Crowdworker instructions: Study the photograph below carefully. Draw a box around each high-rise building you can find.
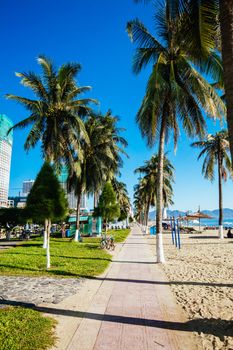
[80,193,87,209]
[22,179,34,196]
[58,166,87,210]
[0,114,13,208]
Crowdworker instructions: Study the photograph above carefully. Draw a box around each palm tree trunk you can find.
[218,155,224,239]
[46,219,51,269]
[43,219,48,249]
[105,219,107,235]
[220,0,233,163]
[156,117,166,263]
[94,191,99,208]
[145,200,150,234]
[75,191,81,242]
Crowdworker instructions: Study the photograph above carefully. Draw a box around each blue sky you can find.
[0,0,232,211]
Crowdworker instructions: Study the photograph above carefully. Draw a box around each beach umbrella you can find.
[178,215,195,227]
[186,211,213,231]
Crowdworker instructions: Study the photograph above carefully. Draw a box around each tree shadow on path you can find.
[0,299,232,339]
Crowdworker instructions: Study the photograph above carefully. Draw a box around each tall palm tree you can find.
[178,0,233,166]
[133,179,151,228]
[6,56,96,247]
[191,130,233,239]
[127,3,225,262]
[219,1,233,163]
[68,113,127,241]
[134,154,174,234]
[92,111,128,208]
[6,56,97,168]
[187,0,233,166]
[111,178,131,222]
[135,0,233,169]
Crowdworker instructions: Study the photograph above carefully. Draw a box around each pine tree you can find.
[26,162,68,268]
[94,182,120,234]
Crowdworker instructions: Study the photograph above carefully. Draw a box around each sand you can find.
[150,229,233,350]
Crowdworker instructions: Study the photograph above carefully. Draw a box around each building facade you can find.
[8,195,27,208]
[0,114,13,208]
[22,179,34,196]
[58,166,87,210]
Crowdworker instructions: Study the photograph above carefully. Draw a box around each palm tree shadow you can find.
[4,251,111,262]
[190,236,221,239]
[1,299,232,339]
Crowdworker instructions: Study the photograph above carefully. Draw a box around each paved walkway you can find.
[0,276,82,305]
[55,225,196,350]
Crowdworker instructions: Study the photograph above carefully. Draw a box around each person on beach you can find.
[227,229,233,238]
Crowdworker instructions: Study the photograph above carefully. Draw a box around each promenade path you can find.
[52,225,197,350]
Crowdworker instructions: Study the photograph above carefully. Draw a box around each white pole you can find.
[219,225,224,239]
[43,219,48,249]
[46,219,51,269]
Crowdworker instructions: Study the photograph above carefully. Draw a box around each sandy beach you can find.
[149,229,233,350]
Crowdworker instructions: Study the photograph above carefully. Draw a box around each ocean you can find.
[185,218,233,228]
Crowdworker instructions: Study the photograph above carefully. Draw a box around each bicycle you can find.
[107,235,115,250]
[100,234,115,250]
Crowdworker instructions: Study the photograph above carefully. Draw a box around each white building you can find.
[0,114,13,208]
[58,167,87,210]
[22,179,34,196]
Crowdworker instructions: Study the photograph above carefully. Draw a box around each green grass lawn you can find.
[0,238,111,277]
[0,307,56,350]
[108,228,131,242]
[83,228,130,243]
[0,229,130,277]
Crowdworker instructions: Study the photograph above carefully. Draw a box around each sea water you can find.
[191,218,233,228]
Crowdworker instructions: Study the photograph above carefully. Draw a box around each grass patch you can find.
[0,306,56,350]
[0,237,111,277]
[83,228,131,243]
[108,228,131,242]
[0,229,130,277]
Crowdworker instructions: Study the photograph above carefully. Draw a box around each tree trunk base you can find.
[156,233,165,263]
[46,220,51,269]
[74,229,80,242]
[43,220,48,249]
[46,252,51,269]
[218,225,224,239]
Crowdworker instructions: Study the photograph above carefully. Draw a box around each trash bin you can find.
[66,229,71,238]
[150,226,156,235]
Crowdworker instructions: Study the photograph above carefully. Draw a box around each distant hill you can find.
[202,209,233,219]
[149,210,185,220]
[149,208,233,220]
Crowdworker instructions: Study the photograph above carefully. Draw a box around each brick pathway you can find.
[66,225,197,350]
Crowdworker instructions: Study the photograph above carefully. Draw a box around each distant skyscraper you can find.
[80,193,87,209]
[22,180,35,196]
[0,114,13,208]
[58,166,87,210]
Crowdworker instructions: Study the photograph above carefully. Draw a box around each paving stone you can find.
[0,276,82,305]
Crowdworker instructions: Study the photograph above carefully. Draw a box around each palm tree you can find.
[219,1,233,163]
[92,111,128,208]
[187,0,233,165]
[134,154,174,234]
[127,3,225,262]
[6,56,97,169]
[135,0,233,168]
[133,179,151,229]
[111,178,131,223]
[191,130,232,239]
[6,56,96,246]
[178,0,233,166]
[68,113,127,241]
